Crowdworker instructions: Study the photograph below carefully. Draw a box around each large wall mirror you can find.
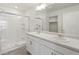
[31,17,43,32]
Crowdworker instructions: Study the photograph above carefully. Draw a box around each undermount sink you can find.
[55,37,71,43]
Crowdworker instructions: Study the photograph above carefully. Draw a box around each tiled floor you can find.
[2,46,30,55]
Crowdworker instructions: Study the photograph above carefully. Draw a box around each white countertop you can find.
[26,32,79,52]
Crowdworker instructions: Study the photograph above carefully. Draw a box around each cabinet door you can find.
[31,40,40,55]
[39,45,53,55]
[26,36,40,55]
[26,36,32,53]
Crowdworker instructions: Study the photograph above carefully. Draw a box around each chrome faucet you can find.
[35,24,41,33]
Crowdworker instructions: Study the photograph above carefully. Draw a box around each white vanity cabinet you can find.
[26,33,79,55]
[26,35,40,55]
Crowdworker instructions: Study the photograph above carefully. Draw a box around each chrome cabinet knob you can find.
[51,52,53,55]
[30,41,32,45]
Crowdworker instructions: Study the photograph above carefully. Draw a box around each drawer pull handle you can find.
[51,52,53,55]
[30,41,32,45]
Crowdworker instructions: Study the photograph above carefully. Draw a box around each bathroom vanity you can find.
[26,32,79,55]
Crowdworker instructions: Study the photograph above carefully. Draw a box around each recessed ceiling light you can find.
[17,16,21,18]
[36,6,42,11]
[35,3,47,11]
[40,4,47,9]
[14,6,18,9]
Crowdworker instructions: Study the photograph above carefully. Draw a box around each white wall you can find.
[63,11,79,38]
[47,5,79,38]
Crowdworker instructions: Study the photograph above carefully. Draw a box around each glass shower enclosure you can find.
[0,11,29,54]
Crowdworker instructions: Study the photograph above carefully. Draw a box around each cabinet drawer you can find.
[52,43,79,55]
[53,51,61,55]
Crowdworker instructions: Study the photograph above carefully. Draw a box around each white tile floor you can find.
[2,46,30,55]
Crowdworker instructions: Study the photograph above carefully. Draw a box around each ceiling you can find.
[46,3,79,11]
[0,3,39,13]
[0,3,79,14]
